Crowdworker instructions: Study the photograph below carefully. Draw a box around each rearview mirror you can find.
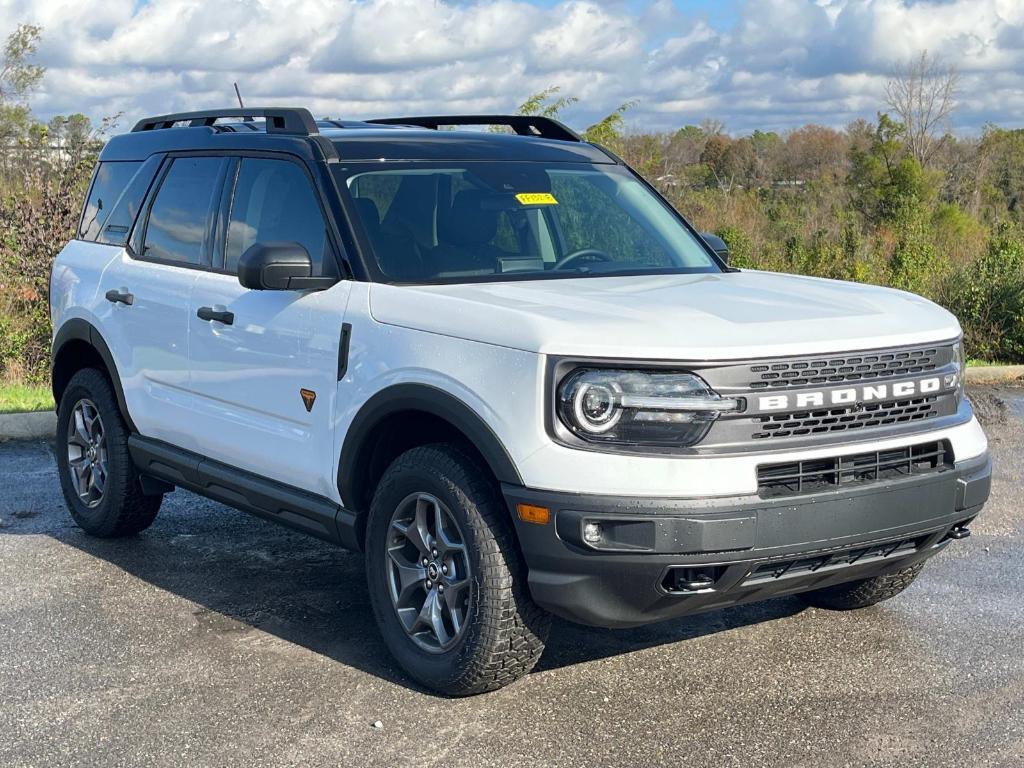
[237,242,337,291]
[700,233,730,264]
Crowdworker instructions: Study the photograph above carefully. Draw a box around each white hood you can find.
[369,271,961,360]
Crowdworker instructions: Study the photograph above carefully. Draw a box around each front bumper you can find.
[503,452,991,628]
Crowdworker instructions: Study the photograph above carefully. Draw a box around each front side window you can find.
[142,157,225,266]
[337,161,720,284]
[224,158,333,275]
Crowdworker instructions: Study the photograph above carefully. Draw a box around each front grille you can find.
[743,535,929,586]
[749,347,940,390]
[757,440,952,497]
[752,396,940,440]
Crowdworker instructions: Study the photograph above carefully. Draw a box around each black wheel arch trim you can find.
[338,383,523,508]
[51,318,137,433]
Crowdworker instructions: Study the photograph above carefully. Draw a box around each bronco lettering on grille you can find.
[757,376,945,412]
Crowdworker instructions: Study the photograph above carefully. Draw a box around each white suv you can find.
[51,108,991,695]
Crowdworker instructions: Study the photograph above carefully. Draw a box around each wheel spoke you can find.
[409,496,435,555]
[442,578,470,612]
[388,547,426,606]
[72,408,90,448]
[424,588,450,647]
[79,463,93,499]
[91,464,105,495]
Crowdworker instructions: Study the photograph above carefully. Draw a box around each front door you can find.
[187,156,350,497]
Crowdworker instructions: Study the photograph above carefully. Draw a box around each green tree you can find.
[848,114,936,223]
[583,100,637,150]
[0,24,43,104]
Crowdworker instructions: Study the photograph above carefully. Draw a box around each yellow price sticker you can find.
[515,192,558,206]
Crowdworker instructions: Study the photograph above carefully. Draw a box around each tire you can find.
[798,561,926,610]
[56,367,162,538]
[365,443,550,696]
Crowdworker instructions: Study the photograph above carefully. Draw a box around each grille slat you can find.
[752,396,939,440]
[748,348,939,390]
[757,440,952,497]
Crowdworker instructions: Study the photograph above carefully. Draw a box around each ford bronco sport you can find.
[51,107,991,696]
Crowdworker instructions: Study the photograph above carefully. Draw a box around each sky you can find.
[3,0,1024,137]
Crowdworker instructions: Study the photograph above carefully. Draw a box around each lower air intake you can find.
[757,440,953,497]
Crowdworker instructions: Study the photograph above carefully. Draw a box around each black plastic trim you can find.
[338,383,523,507]
[133,107,320,137]
[367,114,581,142]
[502,452,990,627]
[51,319,136,432]
[337,323,352,381]
[127,435,361,550]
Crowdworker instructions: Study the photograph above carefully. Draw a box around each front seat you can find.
[430,190,509,273]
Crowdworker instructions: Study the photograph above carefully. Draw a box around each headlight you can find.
[557,369,740,447]
[952,338,966,405]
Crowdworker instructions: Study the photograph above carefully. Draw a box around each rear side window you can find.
[79,161,141,240]
[223,158,333,275]
[94,156,161,247]
[142,157,225,267]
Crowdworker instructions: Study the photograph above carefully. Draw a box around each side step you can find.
[128,435,362,551]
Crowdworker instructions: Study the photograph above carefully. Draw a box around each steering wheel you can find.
[553,248,613,271]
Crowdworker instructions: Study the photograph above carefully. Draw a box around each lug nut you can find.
[422,558,429,567]
[425,580,432,589]
[442,565,448,575]
[438,585,445,594]
[432,549,438,558]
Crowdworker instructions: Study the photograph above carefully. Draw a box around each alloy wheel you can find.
[385,492,472,653]
[66,398,107,509]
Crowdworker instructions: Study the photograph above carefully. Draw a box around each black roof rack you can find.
[132,107,319,136]
[366,115,582,143]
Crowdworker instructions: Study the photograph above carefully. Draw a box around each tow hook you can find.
[948,525,972,540]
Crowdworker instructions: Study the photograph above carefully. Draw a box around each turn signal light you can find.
[516,503,551,525]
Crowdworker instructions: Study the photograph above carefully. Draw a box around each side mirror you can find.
[700,233,730,264]
[237,242,337,291]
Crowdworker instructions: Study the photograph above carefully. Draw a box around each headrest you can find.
[438,189,499,247]
[353,197,381,232]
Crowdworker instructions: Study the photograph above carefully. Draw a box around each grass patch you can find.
[968,359,1015,368]
[0,382,54,414]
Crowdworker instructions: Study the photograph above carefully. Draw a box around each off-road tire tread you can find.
[367,443,550,696]
[57,367,161,538]
[799,561,926,610]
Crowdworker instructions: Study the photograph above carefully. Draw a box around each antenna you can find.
[233,82,244,109]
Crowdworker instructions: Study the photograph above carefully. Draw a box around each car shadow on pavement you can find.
[0,443,808,695]
[48,514,807,693]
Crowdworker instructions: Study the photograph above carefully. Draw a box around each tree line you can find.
[1,27,1022,387]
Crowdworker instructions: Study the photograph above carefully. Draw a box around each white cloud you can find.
[1,0,1023,135]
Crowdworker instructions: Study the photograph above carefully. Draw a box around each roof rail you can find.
[131,107,319,137]
[365,115,582,142]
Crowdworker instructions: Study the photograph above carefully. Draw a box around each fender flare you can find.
[51,319,136,432]
[338,383,523,508]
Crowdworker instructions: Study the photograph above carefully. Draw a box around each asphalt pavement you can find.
[1,387,1021,767]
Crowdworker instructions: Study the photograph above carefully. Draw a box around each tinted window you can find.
[224,158,332,274]
[341,162,718,283]
[142,157,225,266]
[95,156,161,247]
[80,161,141,240]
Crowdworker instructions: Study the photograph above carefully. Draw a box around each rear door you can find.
[187,155,350,497]
[99,155,228,448]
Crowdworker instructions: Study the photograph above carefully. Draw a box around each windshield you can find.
[333,161,722,284]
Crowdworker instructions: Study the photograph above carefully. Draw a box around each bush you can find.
[942,227,1024,362]
[0,156,94,383]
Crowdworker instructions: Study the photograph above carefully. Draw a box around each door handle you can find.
[197,306,234,325]
[105,289,134,306]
